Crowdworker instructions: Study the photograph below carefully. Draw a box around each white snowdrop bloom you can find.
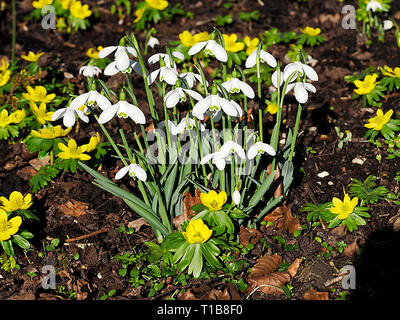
[147,36,160,49]
[164,87,203,109]
[98,100,146,124]
[79,66,102,77]
[383,20,393,30]
[69,90,112,111]
[179,71,208,88]
[148,52,184,68]
[192,95,243,120]
[232,189,241,206]
[98,45,138,72]
[366,0,383,12]
[285,82,316,104]
[188,39,227,62]
[247,142,276,159]
[115,163,147,182]
[272,70,284,88]
[170,117,206,135]
[283,61,318,83]
[201,140,245,170]
[51,106,89,128]
[148,66,179,85]
[104,59,145,77]
[245,49,277,69]
[222,78,255,99]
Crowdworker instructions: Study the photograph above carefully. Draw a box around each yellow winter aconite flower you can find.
[182,219,212,244]
[0,191,33,212]
[32,125,72,139]
[330,192,358,220]
[200,190,227,211]
[22,85,56,103]
[86,46,104,59]
[179,31,210,47]
[300,26,321,36]
[57,139,91,160]
[32,0,53,9]
[364,109,393,131]
[70,1,92,19]
[30,101,53,125]
[0,59,9,73]
[134,6,147,23]
[0,69,10,87]
[267,102,278,115]
[83,132,101,152]
[223,34,245,53]
[60,0,74,10]
[0,209,22,242]
[381,65,400,78]
[0,109,25,128]
[145,0,169,11]
[21,51,44,62]
[354,74,379,95]
[243,36,259,56]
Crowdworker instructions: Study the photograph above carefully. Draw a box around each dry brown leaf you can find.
[58,200,89,217]
[343,239,359,257]
[127,217,149,232]
[264,205,301,234]
[178,289,199,300]
[249,254,282,278]
[287,258,303,278]
[173,188,201,230]
[248,272,291,296]
[239,226,262,248]
[303,287,329,300]
[29,155,50,171]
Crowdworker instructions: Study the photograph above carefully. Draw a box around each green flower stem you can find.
[162,82,172,147]
[256,46,263,142]
[194,117,208,186]
[288,103,302,162]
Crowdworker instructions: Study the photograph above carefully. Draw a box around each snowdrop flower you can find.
[201,140,245,170]
[98,100,146,124]
[188,38,228,62]
[366,0,383,12]
[147,36,160,49]
[170,117,206,135]
[69,90,112,111]
[285,82,316,104]
[245,49,277,69]
[232,189,241,206]
[247,142,276,159]
[179,71,208,88]
[164,84,203,109]
[283,61,318,83]
[383,20,393,31]
[222,77,255,99]
[115,163,147,182]
[79,66,102,77]
[52,106,89,128]
[148,52,184,68]
[192,94,243,120]
[104,59,145,77]
[99,44,137,73]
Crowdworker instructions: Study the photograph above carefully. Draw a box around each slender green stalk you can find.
[288,103,302,162]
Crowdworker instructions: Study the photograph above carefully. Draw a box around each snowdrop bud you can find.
[147,36,159,49]
[232,189,241,206]
[383,20,393,31]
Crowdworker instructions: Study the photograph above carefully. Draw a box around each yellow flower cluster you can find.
[0,191,32,241]
[354,74,379,95]
[57,132,101,161]
[134,0,169,23]
[0,58,11,87]
[86,46,104,59]
[33,0,92,20]
[21,51,44,63]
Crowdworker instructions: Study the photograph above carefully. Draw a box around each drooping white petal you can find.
[147,36,160,49]
[294,82,308,104]
[192,96,212,120]
[245,51,257,68]
[115,165,130,180]
[272,70,284,88]
[147,69,160,85]
[183,88,203,101]
[232,190,241,205]
[98,105,118,124]
[247,144,259,160]
[52,108,66,121]
[117,101,146,124]
[285,83,296,95]
[219,98,239,117]
[304,82,316,93]
[200,152,216,165]
[94,92,112,111]
[69,92,90,110]
[188,41,208,56]
[164,90,180,109]
[172,51,184,61]
[63,109,77,128]
[75,109,89,123]
[104,61,120,76]
[207,41,227,62]
[283,63,299,82]
[115,51,130,71]
[160,67,178,85]
[215,158,226,170]
[98,46,118,59]
[125,46,138,57]
[302,64,318,81]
